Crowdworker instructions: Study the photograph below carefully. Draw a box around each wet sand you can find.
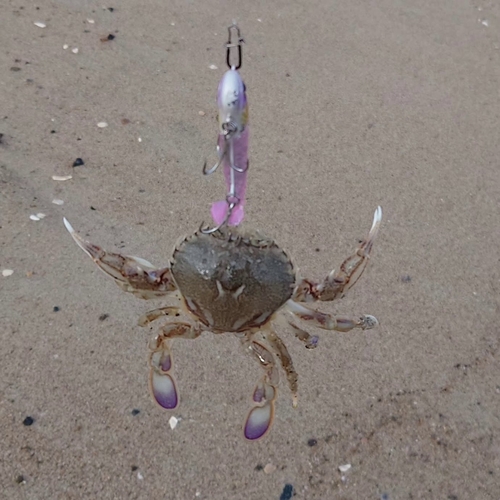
[1,0,499,498]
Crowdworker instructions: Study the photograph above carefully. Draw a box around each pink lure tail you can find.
[211,126,249,225]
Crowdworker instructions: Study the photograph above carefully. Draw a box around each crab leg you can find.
[138,306,182,327]
[240,336,279,440]
[287,300,378,332]
[265,328,299,408]
[63,218,175,299]
[288,321,319,350]
[149,322,202,410]
[294,206,382,303]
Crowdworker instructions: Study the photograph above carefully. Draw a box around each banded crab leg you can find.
[293,206,382,303]
[286,300,378,332]
[240,334,279,440]
[63,218,176,299]
[149,322,202,410]
[138,306,182,327]
[264,328,299,408]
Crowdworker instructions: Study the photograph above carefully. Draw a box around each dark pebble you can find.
[72,158,84,167]
[280,484,294,500]
[255,464,264,471]
[131,465,138,471]
[131,409,140,416]
[16,475,25,484]
[401,275,412,283]
[107,34,115,40]
[307,438,318,447]
[381,495,390,500]
[23,416,34,426]
[99,313,109,321]
[53,306,60,312]
[50,130,56,133]
[0,133,3,143]
[90,206,96,211]
[10,67,21,72]
[108,7,114,11]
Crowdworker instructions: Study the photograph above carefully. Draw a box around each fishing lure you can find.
[203,24,249,231]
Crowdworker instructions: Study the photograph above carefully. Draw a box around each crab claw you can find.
[63,217,175,299]
[244,379,276,440]
[150,371,178,409]
[149,349,179,409]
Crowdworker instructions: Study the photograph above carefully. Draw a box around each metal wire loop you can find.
[226,23,244,70]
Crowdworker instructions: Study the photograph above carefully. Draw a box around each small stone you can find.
[72,48,79,54]
[198,111,205,116]
[36,213,46,219]
[2,269,14,277]
[307,438,318,447]
[10,67,21,72]
[99,313,109,321]
[169,416,178,429]
[401,275,411,283]
[107,34,115,40]
[131,408,140,416]
[108,7,115,12]
[23,416,34,426]
[53,306,60,312]
[63,44,69,49]
[209,64,218,70]
[16,475,26,484]
[137,137,142,142]
[87,19,95,24]
[34,21,46,28]
[121,118,130,125]
[97,122,108,128]
[338,463,351,472]
[280,484,294,500]
[131,465,138,471]
[29,214,40,221]
[72,158,84,167]
[254,464,264,471]
[263,463,276,474]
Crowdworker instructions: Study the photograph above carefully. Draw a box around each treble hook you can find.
[199,198,238,234]
[226,23,244,70]
[203,145,225,175]
[203,142,249,175]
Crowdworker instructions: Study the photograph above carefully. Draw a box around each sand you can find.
[1,0,499,498]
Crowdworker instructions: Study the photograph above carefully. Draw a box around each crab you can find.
[63,206,381,440]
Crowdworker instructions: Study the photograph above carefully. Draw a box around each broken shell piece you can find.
[72,48,79,54]
[338,464,352,473]
[263,463,276,474]
[52,199,64,205]
[34,21,46,28]
[87,19,95,23]
[36,213,46,219]
[52,175,72,181]
[63,44,69,50]
[30,214,40,221]
[97,122,108,128]
[168,416,178,430]
[209,64,218,70]
[2,269,14,277]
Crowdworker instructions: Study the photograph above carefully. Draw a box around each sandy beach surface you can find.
[1,0,500,498]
